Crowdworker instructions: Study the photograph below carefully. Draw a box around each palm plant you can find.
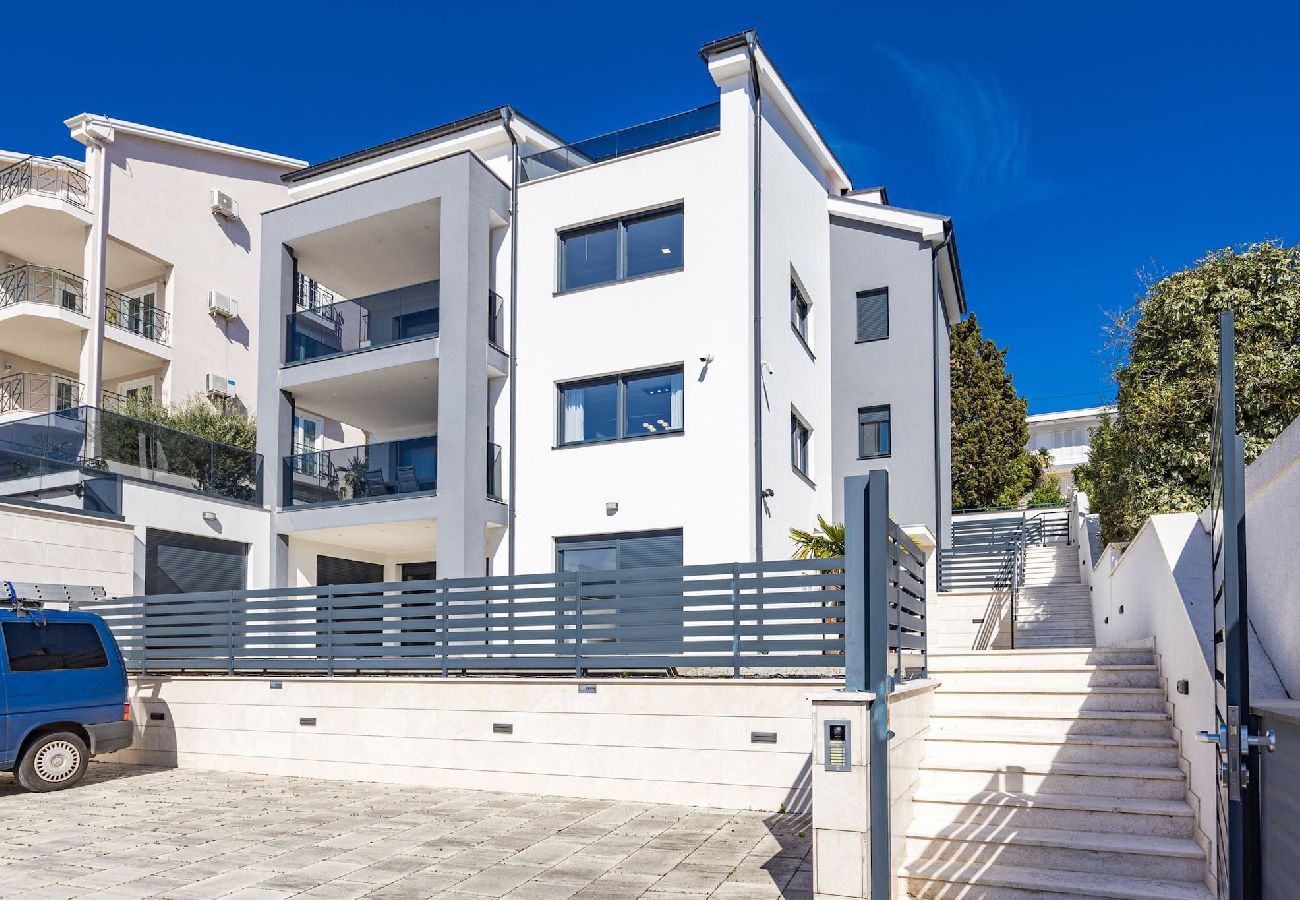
[790,515,846,560]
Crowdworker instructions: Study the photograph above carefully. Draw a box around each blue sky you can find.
[10,2,1297,413]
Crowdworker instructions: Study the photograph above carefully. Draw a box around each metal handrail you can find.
[0,265,87,314]
[105,288,170,345]
[0,372,83,416]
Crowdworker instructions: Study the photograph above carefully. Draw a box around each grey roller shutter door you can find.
[317,555,384,586]
[856,289,889,342]
[145,529,248,595]
[617,530,684,569]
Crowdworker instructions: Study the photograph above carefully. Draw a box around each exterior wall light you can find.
[606,502,619,516]
[202,511,218,523]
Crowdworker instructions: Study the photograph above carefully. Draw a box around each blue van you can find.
[0,603,133,791]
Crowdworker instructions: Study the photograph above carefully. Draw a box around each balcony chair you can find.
[363,469,390,497]
[395,465,420,494]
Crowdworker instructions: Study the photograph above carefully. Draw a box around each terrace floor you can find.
[0,765,811,899]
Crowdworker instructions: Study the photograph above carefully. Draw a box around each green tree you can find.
[950,314,1035,509]
[1075,242,1300,544]
[120,394,257,451]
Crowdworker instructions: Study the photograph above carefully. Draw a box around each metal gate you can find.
[1199,310,1275,899]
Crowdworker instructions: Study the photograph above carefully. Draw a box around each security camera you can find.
[761,488,775,498]
[761,361,775,376]
[700,354,714,364]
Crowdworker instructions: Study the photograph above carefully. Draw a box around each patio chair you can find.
[395,465,420,494]
[364,468,389,497]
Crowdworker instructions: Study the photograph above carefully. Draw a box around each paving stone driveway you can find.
[0,764,811,899]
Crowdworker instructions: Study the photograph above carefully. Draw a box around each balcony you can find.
[285,435,437,507]
[287,278,439,364]
[0,156,89,210]
[489,290,505,351]
[519,103,721,182]
[0,372,83,418]
[0,406,261,503]
[106,287,170,345]
[0,265,86,315]
[488,441,502,501]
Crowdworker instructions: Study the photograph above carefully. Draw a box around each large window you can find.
[858,405,891,458]
[791,410,812,478]
[560,367,684,445]
[855,288,889,343]
[791,277,811,346]
[559,205,684,292]
[3,622,108,672]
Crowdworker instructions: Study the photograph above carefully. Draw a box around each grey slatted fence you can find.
[76,558,849,676]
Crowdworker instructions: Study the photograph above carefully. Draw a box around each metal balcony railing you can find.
[519,103,721,182]
[285,435,437,506]
[0,372,82,416]
[105,288,170,345]
[0,156,89,209]
[0,406,261,503]
[0,265,86,314]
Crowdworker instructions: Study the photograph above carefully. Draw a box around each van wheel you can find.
[17,732,88,792]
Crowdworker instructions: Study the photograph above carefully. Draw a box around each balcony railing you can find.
[0,406,261,503]
[488,442,502,501]
[286,435,437,506]
[105,288,170,345]
[0,372,82,416]
[519,103,722,182]
[287,282,439,364]
[0,265,86,314]
[488,290,505,351]
[0,156,89,209]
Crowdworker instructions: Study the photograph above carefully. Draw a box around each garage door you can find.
[145,529,248,595]
[317,555,384,586]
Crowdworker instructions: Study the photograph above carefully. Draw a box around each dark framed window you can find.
[791,278,811,345]
[791,411,812,477]
[559,205,684,292]
[858,405,891,458]
[559,367,684,445]
[855,288,889,343]
[3,622,108,672]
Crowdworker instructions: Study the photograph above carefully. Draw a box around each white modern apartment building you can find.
[0,31,965,595]
[1026,404,1115,493]
[0,117,303,591]
[253,31,965,590]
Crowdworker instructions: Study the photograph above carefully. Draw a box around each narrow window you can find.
[559,205,683,292]
[559,367,684,445]
[791,278,811,345]
[855,288,889,343]
[858,405,891,458]
[791,411,812,477]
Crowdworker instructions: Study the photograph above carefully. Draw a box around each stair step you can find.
[920,759,1187,800]
[936,670,1160,690]
[905,822,1205,881]
[911,788,1195,839]
[929,650,1154,668]
[932,709,1170,738]
[924,732,1177,766]
[934,687,1166,713]
[899,860,1213,899]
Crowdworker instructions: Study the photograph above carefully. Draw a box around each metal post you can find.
[865,470,891,900]
[843,475,868,692]
[227,591,235,676]
[731,563,742,678]
[439,585,449,678]
[324,592,335,677]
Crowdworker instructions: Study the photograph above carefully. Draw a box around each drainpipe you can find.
[501,108,521,575]
[746,32,765,563]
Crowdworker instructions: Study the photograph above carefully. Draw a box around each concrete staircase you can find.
[902,521,1212,898]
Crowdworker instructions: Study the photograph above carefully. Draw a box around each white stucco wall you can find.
[1244,414,1300,698]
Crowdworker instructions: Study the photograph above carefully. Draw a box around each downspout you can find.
[501,108,521,575]
[931,232,953,550]
[746,32,765,563]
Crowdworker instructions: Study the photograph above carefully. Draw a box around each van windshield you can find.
[2,622,109,672]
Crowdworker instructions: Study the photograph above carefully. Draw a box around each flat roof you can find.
[1027,405,1117,424]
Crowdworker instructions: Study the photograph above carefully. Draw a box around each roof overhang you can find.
[700,31,852,194]
[63,113,306,169]
[829,195,967,319]
[1026,405,1118,425]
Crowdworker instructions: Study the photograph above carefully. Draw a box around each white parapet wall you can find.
[108,675,839,812]
[0,499,134,596]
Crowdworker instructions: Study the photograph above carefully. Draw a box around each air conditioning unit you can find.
[208,290,238,319]
[206,374,235,398]
[209,189,238,220]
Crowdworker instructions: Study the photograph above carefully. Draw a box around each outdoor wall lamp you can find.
[606,502,619,516]
[202,511,218,523]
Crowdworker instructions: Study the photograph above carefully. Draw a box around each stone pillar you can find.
[809,690,872,899]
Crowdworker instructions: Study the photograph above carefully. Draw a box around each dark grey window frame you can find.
[790,408,813,482]
[858,405,892,459]
[556,364,685,447]
[855,287,889,343]
[791,275,813,355]
[554,528,685,571]
[556,204,685,294]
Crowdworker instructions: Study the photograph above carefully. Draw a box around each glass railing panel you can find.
[286,281,440,363]
[286,436,438,506]
[487,442,503,500]
[488,290,505,350]
[520,103,721,182]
